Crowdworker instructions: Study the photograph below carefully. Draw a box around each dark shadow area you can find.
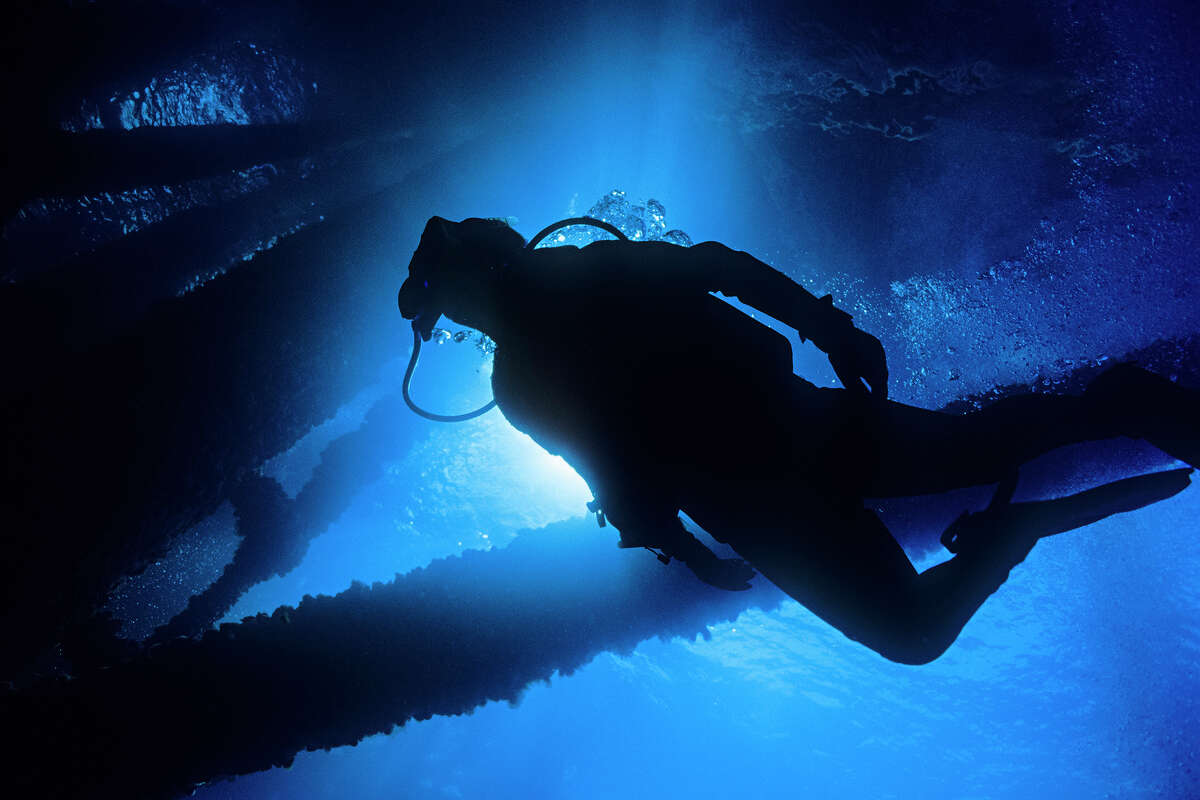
[0,185,413,682]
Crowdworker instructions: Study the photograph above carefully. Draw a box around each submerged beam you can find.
[151,393,428,641]
[6,124,343,220]
[0,184,421,681]
[2,518,785,800]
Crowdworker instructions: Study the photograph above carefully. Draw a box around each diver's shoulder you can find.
[534,239,717,258]
[575,238,693,266]
[519,238,695,284]
[579,238,689,252]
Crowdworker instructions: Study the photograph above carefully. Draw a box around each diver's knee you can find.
[876,634,953,666]
[855,619,955,666]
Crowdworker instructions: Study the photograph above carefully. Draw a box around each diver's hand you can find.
[803,295,888,400]
[672,539,755,592]
[826,327,889,401]
[658,520,756,591]
[686,555,756,592]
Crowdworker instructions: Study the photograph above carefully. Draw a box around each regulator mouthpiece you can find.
[412,313,438,342]
[397,279,440,342]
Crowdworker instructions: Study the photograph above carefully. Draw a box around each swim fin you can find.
[942,467,1193,554]
[1086,364,1200,468]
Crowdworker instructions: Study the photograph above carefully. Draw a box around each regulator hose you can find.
[402,216,628,422]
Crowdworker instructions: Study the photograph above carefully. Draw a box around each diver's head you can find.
[398,216,524,340]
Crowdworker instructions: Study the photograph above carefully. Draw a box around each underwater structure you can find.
[2,1,1198,798]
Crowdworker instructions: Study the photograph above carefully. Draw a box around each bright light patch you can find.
[492,424,592,514]
[400,412,594,534]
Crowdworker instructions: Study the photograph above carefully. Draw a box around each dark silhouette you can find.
[398,216,1198,664]
[0,187,409,683]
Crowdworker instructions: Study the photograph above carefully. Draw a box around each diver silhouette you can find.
[397,215,1197,664]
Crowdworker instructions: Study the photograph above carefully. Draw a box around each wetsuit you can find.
[489,239,859,553]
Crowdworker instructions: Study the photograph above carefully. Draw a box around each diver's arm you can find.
[656,519,755,592]
[618,516,755,593]
[686,241,889,399]
[587,238,839,337]
[686,241,849,344]
[602,498,754,591]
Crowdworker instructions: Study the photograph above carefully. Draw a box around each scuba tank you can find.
[401,216,628,422]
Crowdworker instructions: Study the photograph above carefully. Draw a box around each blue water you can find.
[185,484,1200,800]
[68,0,1200,797]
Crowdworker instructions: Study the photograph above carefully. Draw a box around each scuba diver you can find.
[397,215,1197,665]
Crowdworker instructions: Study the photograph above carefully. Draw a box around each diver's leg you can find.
[1084,363,1200,467]
[863,393,1101,496]
[690,469,1191,665]
[798,385,1105,498]
[683,475,992,664]
[687,487,1012,665]
[808,365,1198,499]
[892,467,1191,663]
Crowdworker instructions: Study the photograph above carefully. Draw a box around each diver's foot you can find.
[1086,363,1200,467]
[942,467,1192,556]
